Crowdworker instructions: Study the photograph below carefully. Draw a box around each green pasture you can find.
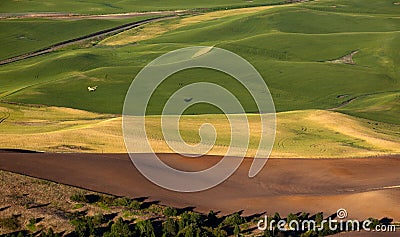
[0,0,283,14]
[0,1,398,125]
[0,16,150,60]
[337,91,400,125]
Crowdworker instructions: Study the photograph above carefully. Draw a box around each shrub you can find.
[104,218,133,237]
[0,215,21,230]
[222,213,245,226]
[73,203,84,209]
[178,212,203,231]
[70,193,87,203]
[273,212,281,222]
[212,227,227,237]
[39,228,60,237]
[92,214,105,225]
[287,213,299,224]
[315,212,324,225]
[70,215,105,237]
[70,193,101,204]
[99,195,115,205]
[163,207,178,217]
[177,224,202,237]
[206,210,219,227]
[4,232,25,237]
[300,212,309,220]
[26,218,37,231]
[148,204,162,213]
[367,217,380,229]
[162,218,178,237]
[112,197,141,210]
[300,230,318,237]
[135,219,155,237]
[95,195,115,209]
[233,224,240,236]
[129,200,141,210]
[112,197,131,207]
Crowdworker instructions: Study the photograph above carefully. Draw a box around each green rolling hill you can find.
[0,0,398,155]
[1,1,399,121]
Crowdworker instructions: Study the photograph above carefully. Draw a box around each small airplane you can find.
[88,86,98,92]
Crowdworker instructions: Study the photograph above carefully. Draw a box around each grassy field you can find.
[0,0,283,14]
[1,103,398,157]
[0,2,399,119]
[99,5,285,46]
[302,0,400,16]
[0,0,398,157]
[0,16,152,60]
[337,91,400,125]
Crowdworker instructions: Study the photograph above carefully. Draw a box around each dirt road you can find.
[0,10,186,20]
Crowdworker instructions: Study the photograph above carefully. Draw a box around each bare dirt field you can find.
[0,152,399,222]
